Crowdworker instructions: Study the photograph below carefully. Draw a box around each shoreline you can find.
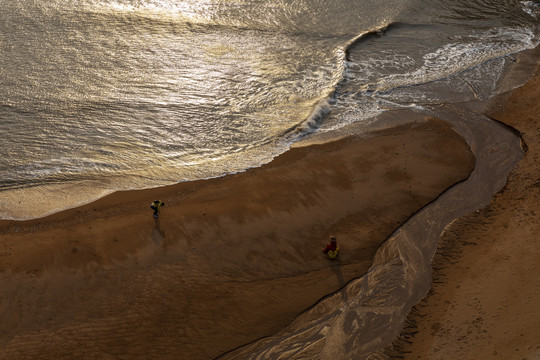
[217,47,539,358]
[1,47,538,359]
[0,115,474,359]
[390,55,540,358]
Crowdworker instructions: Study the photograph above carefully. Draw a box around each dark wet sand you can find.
[392,59,540,359]
[0,118,474,359]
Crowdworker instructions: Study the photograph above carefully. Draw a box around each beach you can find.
[392,58,540,358]
[1,0,539,359]
[0,115,474,359]
[1,61,538,360]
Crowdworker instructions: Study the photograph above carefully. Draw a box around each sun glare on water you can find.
[95,0,213,23]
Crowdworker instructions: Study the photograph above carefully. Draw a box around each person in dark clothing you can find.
[150,200,165,218]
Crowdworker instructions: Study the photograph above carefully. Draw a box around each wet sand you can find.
[0,117,474,359]
[393,60,540,358]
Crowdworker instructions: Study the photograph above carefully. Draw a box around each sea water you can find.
[0,0,539,219]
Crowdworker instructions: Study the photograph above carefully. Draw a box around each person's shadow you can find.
[329,257,348,301]
[152,217,166,247]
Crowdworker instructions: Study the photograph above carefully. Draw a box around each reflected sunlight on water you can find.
[0,0,538,219]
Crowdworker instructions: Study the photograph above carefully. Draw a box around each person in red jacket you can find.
[322,236,339,259]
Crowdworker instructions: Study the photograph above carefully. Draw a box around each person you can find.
[322,236,339,259]
[150,200,165,218]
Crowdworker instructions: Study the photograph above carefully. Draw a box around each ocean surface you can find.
[1,0,539,220]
